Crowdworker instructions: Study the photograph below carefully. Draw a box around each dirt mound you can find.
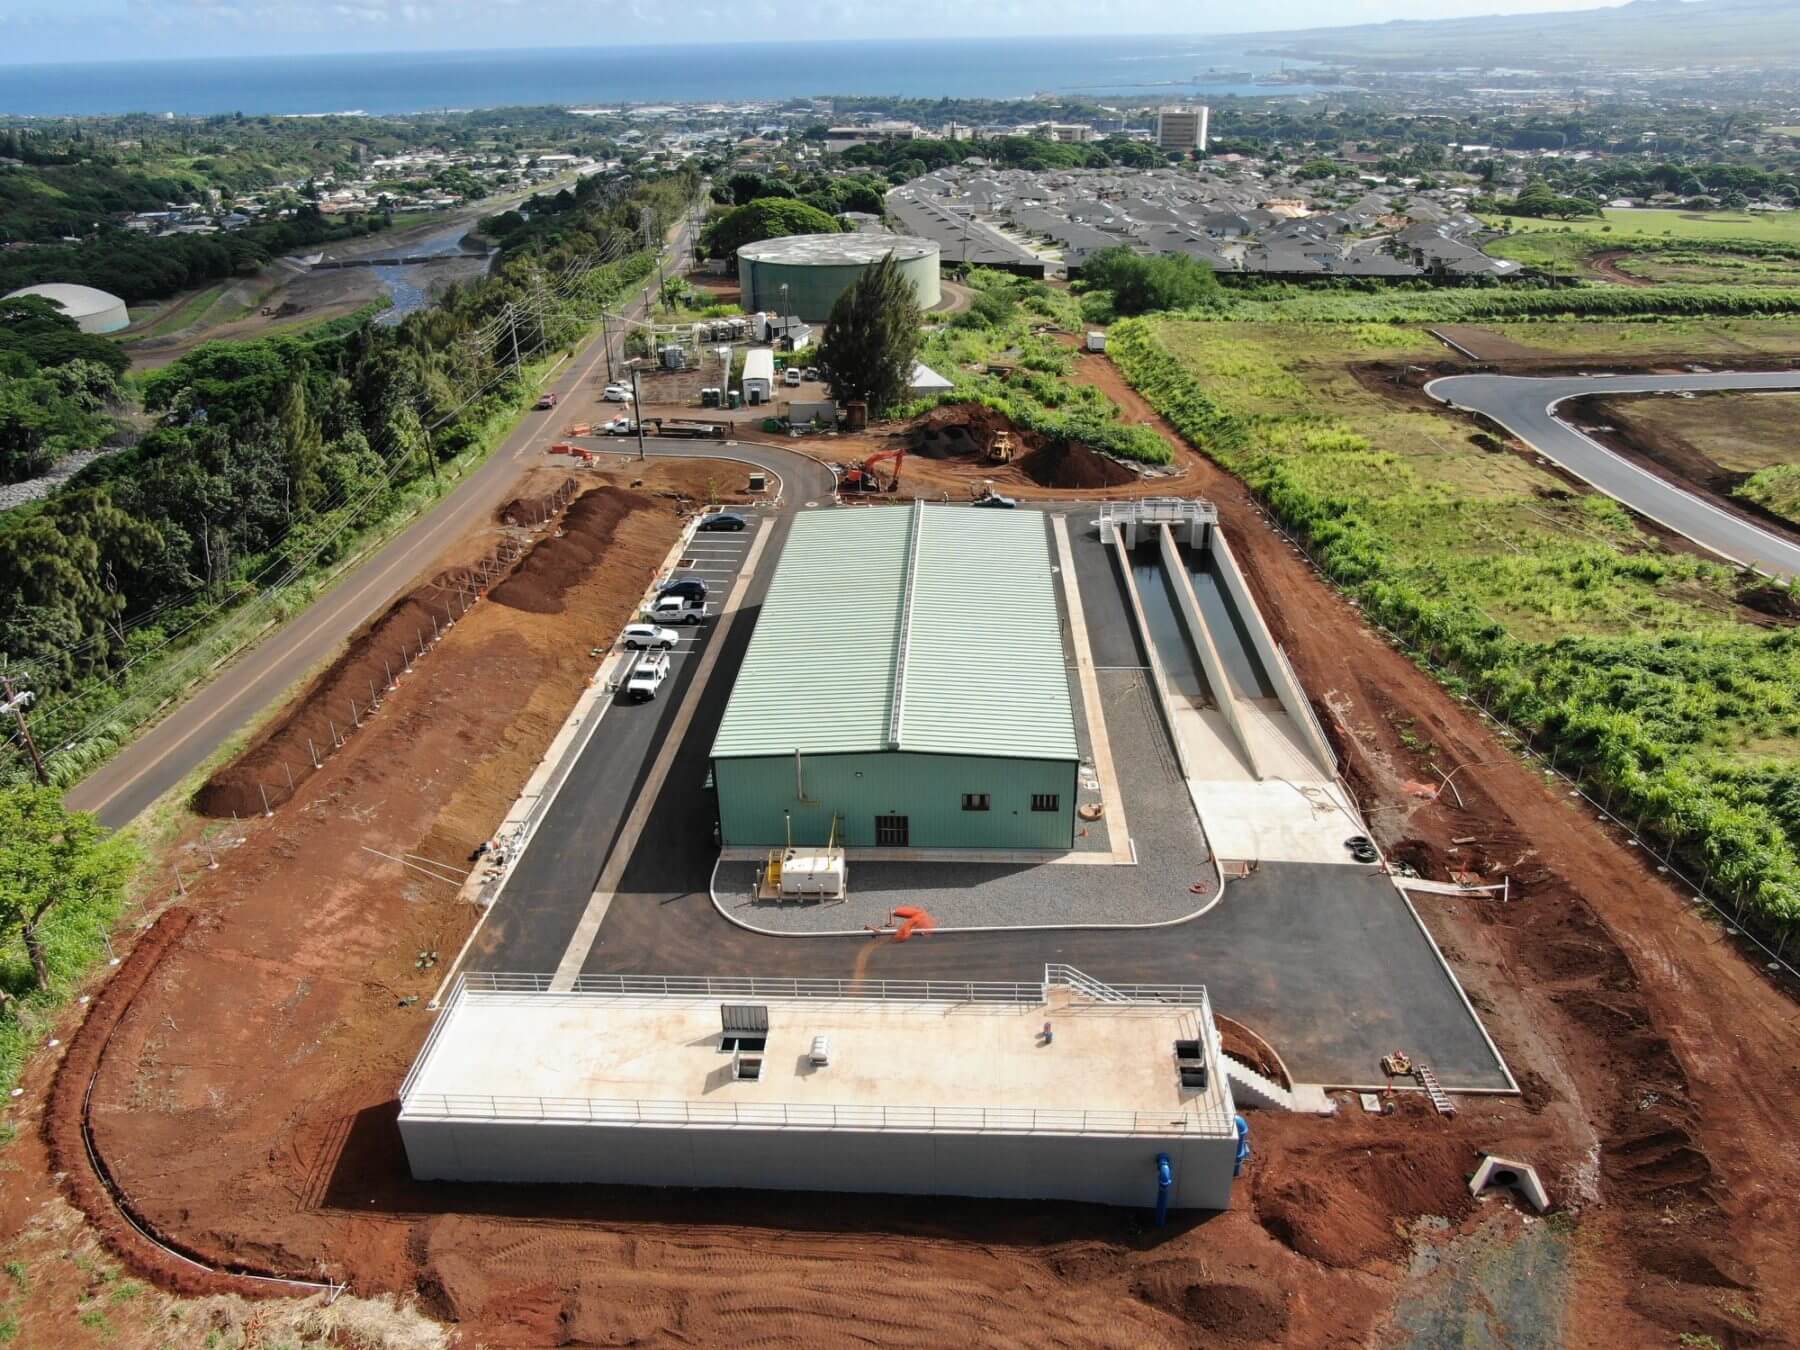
[1254,1129,1473,1270]
[490,485,652,615]
[1019,440,1139,490]
[499,476,578,528]
[195,566,488,819]
[1130,1259,1289,1340]
[909,402,1025,459]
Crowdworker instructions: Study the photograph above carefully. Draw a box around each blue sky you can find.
[2,0,1633,66]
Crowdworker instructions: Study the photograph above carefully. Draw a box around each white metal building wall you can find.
[400,1118,1238,1210]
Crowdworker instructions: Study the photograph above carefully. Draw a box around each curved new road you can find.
[1427,371,1800,577]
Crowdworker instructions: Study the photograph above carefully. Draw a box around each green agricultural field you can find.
[1111,311,1800,936]
[1483,210,1800,284]
[1492,209,1800,245]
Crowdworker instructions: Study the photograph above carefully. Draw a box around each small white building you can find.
[400,966,1241,1210]
[741,346,775,405]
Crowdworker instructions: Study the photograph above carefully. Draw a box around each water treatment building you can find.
[710,503,1078,852]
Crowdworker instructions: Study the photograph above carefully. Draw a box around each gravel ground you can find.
[714,669,1214,933]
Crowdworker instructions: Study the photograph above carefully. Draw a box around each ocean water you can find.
[0,37,1328,118]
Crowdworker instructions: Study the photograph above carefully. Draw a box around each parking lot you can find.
[462,507,766,975]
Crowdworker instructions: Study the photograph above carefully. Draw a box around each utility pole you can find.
[601,309,614,382]
[507,302,521,370]
[630,364,647,462]
[1,673,47,787]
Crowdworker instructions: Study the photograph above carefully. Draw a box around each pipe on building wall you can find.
[1154,1152,1174,1226]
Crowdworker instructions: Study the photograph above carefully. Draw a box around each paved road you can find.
[67,211,702,829]
[1426,371,1800,577]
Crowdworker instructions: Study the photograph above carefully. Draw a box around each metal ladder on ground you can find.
[1414,1064,1456,1116]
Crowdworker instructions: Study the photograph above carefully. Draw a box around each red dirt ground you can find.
[7,379,1800,1345]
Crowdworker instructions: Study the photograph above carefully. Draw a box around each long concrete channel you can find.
[1426,370,1800,578]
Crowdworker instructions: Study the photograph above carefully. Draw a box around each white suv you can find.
[625,651,671,702]
[621,623,678,650]
[602,384,634,402]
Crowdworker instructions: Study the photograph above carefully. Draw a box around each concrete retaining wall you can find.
[1157,524,1263,778]
[1206,532,1337,772]
[401,1116,1237,1210]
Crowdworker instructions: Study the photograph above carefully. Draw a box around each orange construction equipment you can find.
[843,448,905,493]
[565,422,592,437]
[890,905,938,941]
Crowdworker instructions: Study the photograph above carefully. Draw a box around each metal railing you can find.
[456,969,1051,1005]
[398,1093,1235,1136]
[1097,498,1220,531]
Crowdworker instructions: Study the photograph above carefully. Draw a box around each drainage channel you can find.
[1127,542,1213,705]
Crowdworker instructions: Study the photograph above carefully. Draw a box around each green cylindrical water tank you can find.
[737,234,941,322]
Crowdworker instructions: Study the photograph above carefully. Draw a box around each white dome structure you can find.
[3,283,130,335]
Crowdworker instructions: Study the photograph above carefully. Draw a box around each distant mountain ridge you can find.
[1240,0,1800,70]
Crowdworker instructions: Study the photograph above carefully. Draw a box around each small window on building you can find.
[1031,793,1060,813]
[734,1053,763,1082]
[961,793,990,812]
[1179,1064,1208,1090]
[1174,1039,1203,1061]
[875,815,909,847]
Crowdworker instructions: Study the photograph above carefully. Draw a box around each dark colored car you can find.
[696,513,748,532]
[658,577,709,602]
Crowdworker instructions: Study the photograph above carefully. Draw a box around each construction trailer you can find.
[400,966,1242,1210]
[742,346,775,405]
[710,504,1079,851]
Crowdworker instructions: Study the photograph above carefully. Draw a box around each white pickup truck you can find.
[645,593,707,626]
[625,650,671,702]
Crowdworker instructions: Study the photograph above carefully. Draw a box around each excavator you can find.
[840,448,905,493]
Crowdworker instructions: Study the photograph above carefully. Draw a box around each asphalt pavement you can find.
[1427,371,1800,577]
[66,211,704,829]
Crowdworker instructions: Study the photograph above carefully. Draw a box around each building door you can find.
[875,815,909,847]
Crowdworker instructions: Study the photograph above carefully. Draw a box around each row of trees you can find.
[0,170,695,759]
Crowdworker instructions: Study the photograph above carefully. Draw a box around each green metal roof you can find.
[712,505,1078,763]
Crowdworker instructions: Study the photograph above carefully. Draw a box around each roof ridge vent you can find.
[888,499,926,750]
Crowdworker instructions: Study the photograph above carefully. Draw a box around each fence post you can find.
[350,700,360,729]
[329,718,341,749]
[309,737,321,769]
[260,783,272,817]
[283,761,293,792]
[385,659,395,690]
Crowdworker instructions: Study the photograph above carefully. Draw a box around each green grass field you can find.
[1491,209,1800,245]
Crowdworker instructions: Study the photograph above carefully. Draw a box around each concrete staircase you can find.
[1223,1056,1296,1110]
[1223,1056,1336,1115]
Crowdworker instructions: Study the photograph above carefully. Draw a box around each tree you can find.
[0,787,134,991]
[817,253,923,416]
[700,197,842,260]
[1078,247,1220,316]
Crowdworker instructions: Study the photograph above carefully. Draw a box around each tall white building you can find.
[1156,105,1210,155]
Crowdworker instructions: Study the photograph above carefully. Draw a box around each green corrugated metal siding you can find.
[711,507,910,759]
[716,751,1076,850]
[899,506,1078,760]
[711,505,1078,764]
